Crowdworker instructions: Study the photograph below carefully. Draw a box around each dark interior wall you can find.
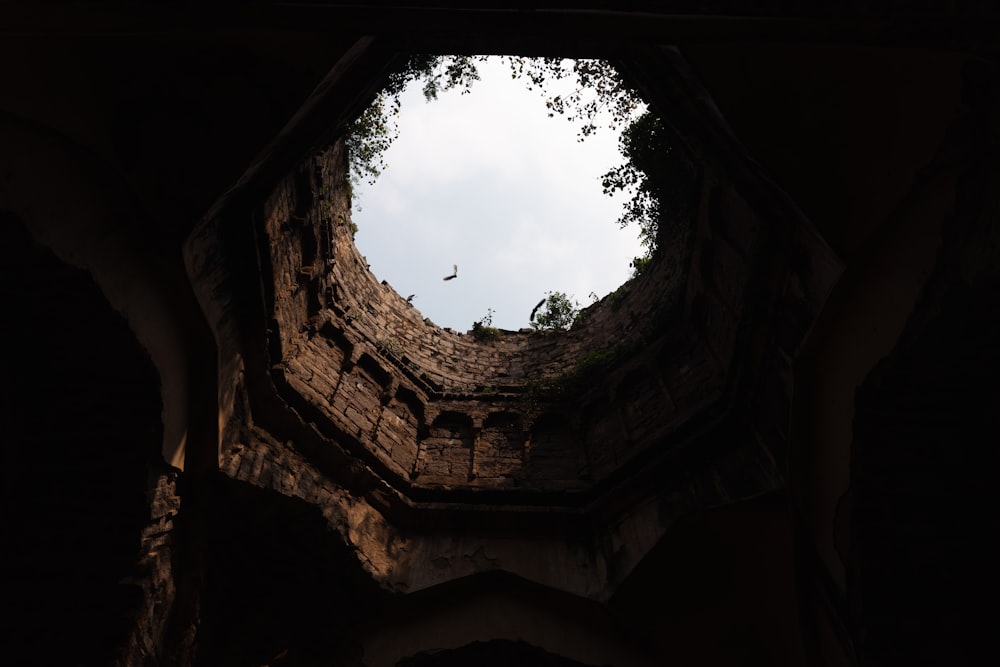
[1,213,162,666]
[610,492,806,667]
[193,479,385,667]
[2,5,997,667]
[680,44,968,260]
[0,32,352,240]
[850,287,1000,664]
[773,52,1000,666]
[846,96,1000,663]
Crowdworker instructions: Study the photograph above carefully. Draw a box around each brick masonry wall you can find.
[259,142,773,492]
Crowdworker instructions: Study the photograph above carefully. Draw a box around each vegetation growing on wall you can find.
[344,55,481,190]
[472,308,501,341]
[343,55,674,264]
[531,291,580,332]
[519,344,623,414]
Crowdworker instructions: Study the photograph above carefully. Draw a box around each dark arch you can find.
[398,639,608,667]
[1,212,163,665]
[360,570,657,667]
[529,412,586,484]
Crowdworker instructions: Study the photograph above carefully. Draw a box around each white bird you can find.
[443,264,458,281]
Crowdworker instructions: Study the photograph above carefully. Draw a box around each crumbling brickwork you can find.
[256,142,772,492]
[6,5,997,666]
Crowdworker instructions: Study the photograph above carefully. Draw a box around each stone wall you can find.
[119,469,181,666]
[257,141,768,493]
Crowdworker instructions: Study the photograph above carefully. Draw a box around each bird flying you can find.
[406,294,416,303]
[443,264,458,281]
[529,298,546,322]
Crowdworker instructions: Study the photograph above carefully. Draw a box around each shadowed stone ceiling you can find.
[3,3,996,665]
[183,39,843,601]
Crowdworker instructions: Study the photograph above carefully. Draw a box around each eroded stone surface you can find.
[261,143,741,494]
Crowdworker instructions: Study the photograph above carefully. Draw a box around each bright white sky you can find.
[351,56,645,332]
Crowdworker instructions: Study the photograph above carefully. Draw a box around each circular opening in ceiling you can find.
[255,50,708,496]
[348,55,658,332]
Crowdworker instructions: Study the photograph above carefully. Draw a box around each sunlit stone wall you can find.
[258,141,761,492]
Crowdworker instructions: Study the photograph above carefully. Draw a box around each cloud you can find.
[352,56,644,332]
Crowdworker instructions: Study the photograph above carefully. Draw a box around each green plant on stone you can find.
[608,283,630,311]
[472,308,501,341]
[531,291,580,332]
[343,54,482,196]
[342,55,681,269]
[519,345,621,415]
[577,348,616,375]
[377,335,403,358]
[629,254,651,278]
